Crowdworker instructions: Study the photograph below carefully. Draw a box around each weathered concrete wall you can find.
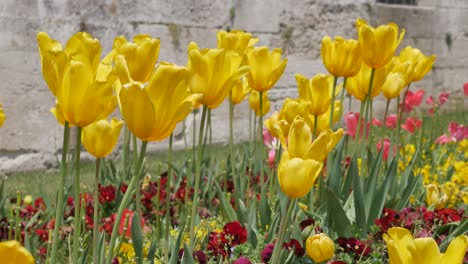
[0,0,466,172]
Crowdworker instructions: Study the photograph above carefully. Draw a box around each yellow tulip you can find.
[82,118,124,158]
[37,32,117,127]
[399,46,436,82]
[245,46,287,92]
[321,36,361,77]
[113,34,160,83]
[265,98,313,141]
[306,233,335,263]
[0,240,34,264]
[356,18,405,69]
[248,91,270,116]
[217,30,256,55]
[278,151,323,198]
[381,72,407,100]
[188,45,249,109]
[384,227,468,264]
[346,62,387,101]
[231,78,250,105]
[426,184,446,209]
[296,73,340,116]
[0,103,5,127]
[118,57,202,141]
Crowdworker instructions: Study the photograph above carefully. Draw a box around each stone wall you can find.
[0,0,466,172]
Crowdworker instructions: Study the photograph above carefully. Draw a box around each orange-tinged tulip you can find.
[383,227,468,264]
[245,46,287,92]
[399,46,436,82]
[321,36,361,77]
[118,57,202,141]
[82,118,123,158]
[0,103,5,127]
[188,45,249,109]
[0,240,34,264]
[296,73,340,116]
[231,78,250,105]
[113,34,160,83]
[346,62,387,101]
[356,18,405,69]
[306,233,335,262]
[278,151,323,198]
[248,91,270,116]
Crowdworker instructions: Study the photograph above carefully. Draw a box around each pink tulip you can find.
[464,82,468,96]
[118,209,144,239]
[372,118,383,127]
[263,129,279,167]
[401,117,422,134]
[438,92,450,105]
[448,122,468,141]
[344,112,369,139]
[376,138,395,161]
[385,114,397,129]
[403,90,425,112]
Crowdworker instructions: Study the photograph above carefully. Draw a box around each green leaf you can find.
[131,214,144,264]
[259,188,271,230]
[147,240,157,264]
[181,244,194,264]
[364,148,384,212]
[80,245,90,264]
[214,182,237,222]
[169,225,185,264]
[327,139,345,194]
[324,187,352,237]
[438,219,468,252]
[367,157,397,227]
[351,158,367,236]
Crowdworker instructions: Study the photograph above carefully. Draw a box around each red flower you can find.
[336,237,372,258]
[223,221,247,246]
[375,208,399,232]
[464,82,468,96]
[233,257,252,264]
[98,184,116,204]
[34,198,46,210]
[35,229,49,242]
[403,90,425,112]
[376,138,395,162]
[118,209,145,239]
[38,247,47,257]
[401,117,422,134]
[207,231,229,259]
[261,243,274,263]
[438,92,450,105]
[283,239,305,257]
[344,112,369,139]
[385,114,397,129]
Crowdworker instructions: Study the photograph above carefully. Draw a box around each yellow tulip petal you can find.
[441,235,468,264]
[278,155,323,198]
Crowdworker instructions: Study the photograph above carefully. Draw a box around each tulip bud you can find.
[82,118,124,158]
[0,103,5,128]
[306,233,335,263]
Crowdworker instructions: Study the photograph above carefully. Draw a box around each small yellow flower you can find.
[23,195,33,205]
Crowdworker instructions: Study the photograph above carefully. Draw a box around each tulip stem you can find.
[165,133,173,261]
[364,68,376,147]
[270,198,294,264]
[259,92,265,195]
[354,101,366,156]
[50,122,70,264]
[121,126,130,180]
[133,134,142,218]
[72,126,82,262]
[229,92,236,196]
[189,105,208,245]
[93,158,101,264]
[106,141,147,264]
[329,76,339,128]
[339,78,347,127]
[383,99,391,125]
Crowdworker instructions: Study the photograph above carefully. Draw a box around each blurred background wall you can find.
[0,0,466,172]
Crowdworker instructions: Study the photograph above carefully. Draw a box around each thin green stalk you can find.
[229,92,236,194]
[189,105,208,244]
[312,115,318,139]
[365,68,376,144]
[93,158,101,264]
[258,92,265,193]
[329,75,339,128]
[121,126,130,180]
[353,101,366,155]
[270,198,294,264]
[165,134,174,261]
[14,192,21,241]
[383,99,391,125]
[49,122,70,264]
[133,135,142,218]
[106,141,148,264]
[72,126,82,262]
[207,108,212,145]
[339,78,347,127]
